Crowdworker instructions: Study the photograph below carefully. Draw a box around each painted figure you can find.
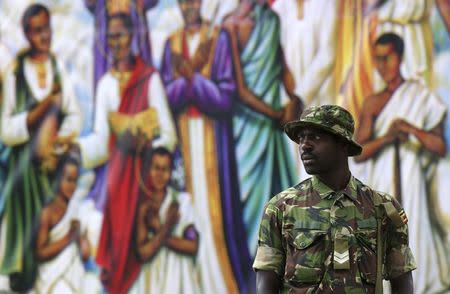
[84,0,157,89]
[0,4,81,291]
[343,0,450,120]
[76,12,176,294]
[355,33,449,293]
[223,0,302,256]
[34,155,89,293]
[130,147,200,293]
[271,0,338,107]
[161,0,253,292]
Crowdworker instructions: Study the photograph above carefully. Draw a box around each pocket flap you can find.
[294,220,324,230]
[292,231,326,249]
[357,217,377,229]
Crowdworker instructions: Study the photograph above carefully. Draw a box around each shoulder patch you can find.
[381,202,405,227]
[398,209,408,224]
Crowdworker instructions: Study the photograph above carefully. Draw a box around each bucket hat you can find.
[284,104,362,156]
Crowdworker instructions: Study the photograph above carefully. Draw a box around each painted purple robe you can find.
[161,28,254,293]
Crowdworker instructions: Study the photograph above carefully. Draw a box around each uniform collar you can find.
[311,175,359,203]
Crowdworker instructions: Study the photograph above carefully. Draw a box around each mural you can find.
[0,0,449,293]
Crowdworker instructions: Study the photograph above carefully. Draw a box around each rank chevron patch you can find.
[334,251,349,263]
[333,250,350,269]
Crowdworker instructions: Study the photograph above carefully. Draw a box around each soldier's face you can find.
[297,127,345,175]
[107,18,132,62]
[59,164,79,201]
[179,0,202,27]
[374,43,401,83]
[148,154,172,193]
[25,11,51,54]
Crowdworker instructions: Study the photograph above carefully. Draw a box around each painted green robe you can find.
[232,4,298,255]
[0,51,62,291]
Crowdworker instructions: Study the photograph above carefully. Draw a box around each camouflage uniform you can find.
[253,105,416,293]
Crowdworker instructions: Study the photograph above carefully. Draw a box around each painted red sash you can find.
[96,57,155,294]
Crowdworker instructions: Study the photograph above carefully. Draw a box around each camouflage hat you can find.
[284,104,362,156]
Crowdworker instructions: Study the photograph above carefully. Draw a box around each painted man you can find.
[76,12,176,294]
[161,0,253,292]
[355,33,449,293]
[84,0,157,88]
[222,0,302,256]
[0,4,81,291]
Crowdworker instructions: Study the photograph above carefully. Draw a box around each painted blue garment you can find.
[233,4,298,256]
[0,143,10,216]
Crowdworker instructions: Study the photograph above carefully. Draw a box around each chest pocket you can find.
[355,217,378,284]
[284,221,329,285]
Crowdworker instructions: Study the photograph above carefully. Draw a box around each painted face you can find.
[149,154,172,193]
[107,17,132,62]
[59,163,79,201]
[297,127,345,175]
[25,11,51,54]
[373,43,401,83]
[179,0,202,27]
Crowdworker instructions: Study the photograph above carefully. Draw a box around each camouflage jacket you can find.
[253,175,416,293]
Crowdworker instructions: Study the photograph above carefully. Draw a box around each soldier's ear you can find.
[345,143,351,156]
[337,138,351,156]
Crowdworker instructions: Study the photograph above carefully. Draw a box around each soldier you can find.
[253,105,416,293]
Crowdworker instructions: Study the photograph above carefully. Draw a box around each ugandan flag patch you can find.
[399,209,408,224]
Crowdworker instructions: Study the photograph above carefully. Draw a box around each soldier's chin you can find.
[303,165,319,175]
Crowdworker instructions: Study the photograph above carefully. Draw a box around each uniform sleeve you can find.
[253,202,285,276]
[384,199,417,280]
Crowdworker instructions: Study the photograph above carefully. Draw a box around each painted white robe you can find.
[361,80,449,293]
[1,57,81,146]
[34,206,85,294]
[272,0,338,106]
[0,43,13,77]
[129,189,200,294]
[162,31,234,293]
[78,71,176,168]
